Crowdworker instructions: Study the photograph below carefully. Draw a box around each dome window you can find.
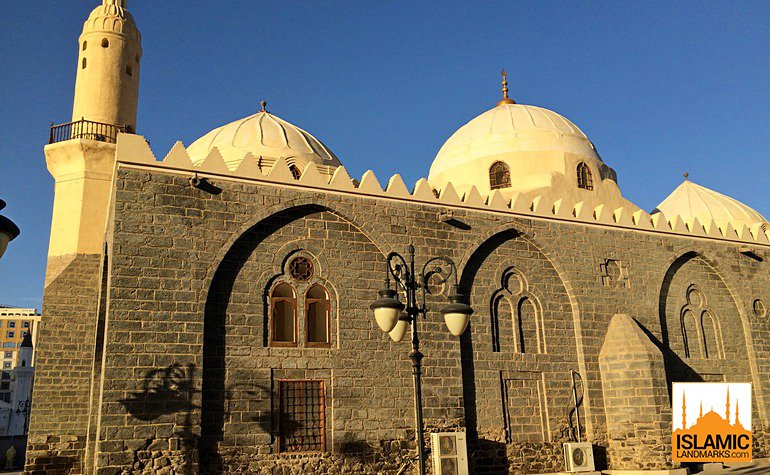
[577,162,593,191]
[101,38,109,48]
[82,41,87,51]
[126,64,132,76]
[489,161,511,190]
[289,165,302,180]
[81,58,87,69]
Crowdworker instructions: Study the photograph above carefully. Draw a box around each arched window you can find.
[577,162,593,190]
[305,284,330,347]
[289,165,302,180]
[270,283,297,346]
[82,58,87,69]
[517,297,539,354]
[82,41,87,51]
[490,294,512,353]
[101,38,109,48]
[126,64,133,76]
[681,310,699,358]
[489,161,511,190]
[700,311,721,359]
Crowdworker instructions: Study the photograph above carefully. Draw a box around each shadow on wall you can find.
[200,205,328,474]
[119,363,199,422]
[656,254,709,395]
[119,363,200,472]
[459,229,520,474]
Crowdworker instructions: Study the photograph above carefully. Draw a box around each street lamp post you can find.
[16,399,31,435]
[370,244,473,475]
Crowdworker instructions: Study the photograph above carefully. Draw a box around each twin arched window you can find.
[489,161,511,190]
[680,285,722,359]
[577,162,593,190]
[490,268,545,354]
[270,281,330,348]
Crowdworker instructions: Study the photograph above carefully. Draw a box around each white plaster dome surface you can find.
[187,109,342,174]
[430,104,600,179]
[427,102,623,204]
[655,179,767,229]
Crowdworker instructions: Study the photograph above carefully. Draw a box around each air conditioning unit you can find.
[431,432,469,475]
[563,442,595,472]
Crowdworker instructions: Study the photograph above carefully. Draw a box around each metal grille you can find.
[489,161,511,190]
[49,118,127,144]
[577,162,593,190]
[278,380,325,452]
[288,256,313,281]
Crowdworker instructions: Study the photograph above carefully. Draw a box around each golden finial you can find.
[497,69,516,106]
[683,172,689,180]
[260,100,267,112]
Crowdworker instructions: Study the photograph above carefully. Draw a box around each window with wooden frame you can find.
[305,284,330,347]
[577,162,593,190]
[289,164,302,180]
[489,161,511,190]
[278,380,326,453]
[270,283,297,346]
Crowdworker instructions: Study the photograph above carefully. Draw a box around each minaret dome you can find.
[72,0,142,132]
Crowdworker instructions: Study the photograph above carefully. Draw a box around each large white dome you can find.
[427,102,619,201]
[187,106,342,176]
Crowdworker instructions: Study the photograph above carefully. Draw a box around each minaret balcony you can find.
[48,118,128,145]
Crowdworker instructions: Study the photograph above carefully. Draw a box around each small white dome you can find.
[187,107,342,176]
[655,179,767,229]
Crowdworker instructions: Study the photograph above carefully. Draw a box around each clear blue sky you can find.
[1,1,768,310]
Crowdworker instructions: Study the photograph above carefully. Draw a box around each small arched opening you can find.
[489,161,511,190]
[577,162,593,190]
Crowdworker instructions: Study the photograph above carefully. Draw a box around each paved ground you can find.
[719,459,770,474]
[0,460,766,475]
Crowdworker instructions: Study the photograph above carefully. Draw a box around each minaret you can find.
[681,392,687,430]
[699,400,703,419]
[734,400,740,427]
[9,333,34,436]
[72,0,142,132]
[726,387,731,424]
[45,0,142,258]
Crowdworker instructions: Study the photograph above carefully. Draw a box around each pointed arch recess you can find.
[197,202,385,469]
[456,223,593,437]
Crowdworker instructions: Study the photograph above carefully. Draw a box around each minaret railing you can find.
[48,118,128,145]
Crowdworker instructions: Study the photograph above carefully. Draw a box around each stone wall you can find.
[599,314,675,470]
[27,165,770,474]
[25,254,104,474]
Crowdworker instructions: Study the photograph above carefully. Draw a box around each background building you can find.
[0,308,40,404]
[24,1,770,474]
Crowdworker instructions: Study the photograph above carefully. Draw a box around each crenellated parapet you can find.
[116,133,770,247]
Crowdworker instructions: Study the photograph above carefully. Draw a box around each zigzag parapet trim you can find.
[114,133,770,247]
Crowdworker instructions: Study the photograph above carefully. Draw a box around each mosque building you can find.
[25,1,770,474]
